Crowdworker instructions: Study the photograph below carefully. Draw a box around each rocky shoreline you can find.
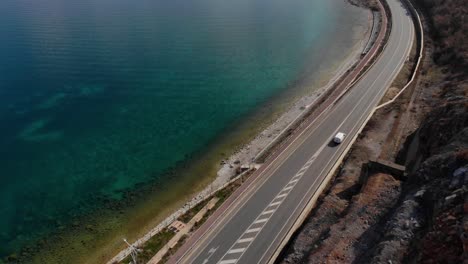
[277,0,467,262]
[108,5,374,263]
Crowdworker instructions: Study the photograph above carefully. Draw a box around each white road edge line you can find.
[181,2,411,263]
[261,3,414,262]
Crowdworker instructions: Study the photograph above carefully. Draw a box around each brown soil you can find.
[277,0,467,263]
[304,173,401,263]
[278,95,403,264]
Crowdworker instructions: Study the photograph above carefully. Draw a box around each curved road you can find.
[172,0,414,263]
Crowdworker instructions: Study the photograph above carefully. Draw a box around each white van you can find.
[333,132,346,144]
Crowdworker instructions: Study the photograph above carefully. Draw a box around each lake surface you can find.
[0,0,367,261]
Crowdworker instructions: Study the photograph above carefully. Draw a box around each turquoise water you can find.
[0,0,365,259]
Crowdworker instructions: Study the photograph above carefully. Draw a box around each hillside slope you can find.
[278,0,467,263]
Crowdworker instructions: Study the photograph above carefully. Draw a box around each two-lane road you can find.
[173,0,414,263]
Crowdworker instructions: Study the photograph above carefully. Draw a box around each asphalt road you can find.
[174,0,414,263]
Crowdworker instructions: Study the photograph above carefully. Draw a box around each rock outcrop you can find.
[278,0,467,263]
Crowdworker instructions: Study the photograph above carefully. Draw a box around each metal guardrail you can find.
[107,168,254,264]
[108,1,423,263]
[375,0,424,110]
[266,0,393,262]
[254,7,389,164]
[362,11,381,55]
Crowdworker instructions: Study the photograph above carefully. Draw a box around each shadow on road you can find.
[328,140,340,148]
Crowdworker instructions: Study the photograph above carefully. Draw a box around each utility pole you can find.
[123,238,139,264]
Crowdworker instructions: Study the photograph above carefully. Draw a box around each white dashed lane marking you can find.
[216,152,319,264]
[227,248,245,254]
[276,192,288,199]
[269,201,282,207]
[261,209,275,216]
[219,259,237,264]
[237,237,254,243]
[245,227,262,234]
[289,178,299,184]
[292,172,303,179]
[253,218,269,224]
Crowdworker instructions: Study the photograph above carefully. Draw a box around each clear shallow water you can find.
[0,0,365,258]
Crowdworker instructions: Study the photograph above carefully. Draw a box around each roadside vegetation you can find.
[278,0,466,263]
[117,170,252,264]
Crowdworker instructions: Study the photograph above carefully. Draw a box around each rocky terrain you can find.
[348,0,380,10]
[278,0,467,263]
